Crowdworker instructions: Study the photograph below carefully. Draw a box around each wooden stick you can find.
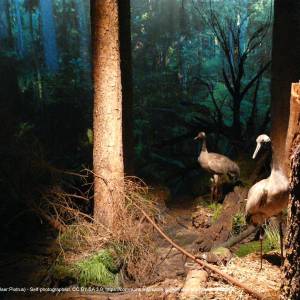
[136,205,264,300]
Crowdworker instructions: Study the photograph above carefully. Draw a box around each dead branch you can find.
[240,61,271,100]
[219,225,257,249]
[136,204,264,300]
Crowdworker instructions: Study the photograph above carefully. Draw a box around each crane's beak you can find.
[252,143,261,159]
[194,133,204,140]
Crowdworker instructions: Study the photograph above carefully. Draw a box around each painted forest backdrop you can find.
[0,0,272,223]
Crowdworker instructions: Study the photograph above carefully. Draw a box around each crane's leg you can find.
[212,175,219,202]
[210,177,216,203]
[215,175,219,202]
[259,226,264,271]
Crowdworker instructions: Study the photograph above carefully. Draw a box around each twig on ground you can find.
[136,205,264,300]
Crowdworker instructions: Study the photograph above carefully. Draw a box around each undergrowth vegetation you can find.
[264,222,281,251]
[49,176,158,287]
[51,249,119,287]
[207,203,223,223]
[236,222,281,257]
[232,212,247,235]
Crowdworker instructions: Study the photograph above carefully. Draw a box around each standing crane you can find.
[194,132,240,202]
[245,134,289,269]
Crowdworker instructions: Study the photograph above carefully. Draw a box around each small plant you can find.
[207,203,222,223]
[75,250,119,287]
[264,222,280,251]
[52,249,119,287]
[232,212,247,235]
[235,223,281,257]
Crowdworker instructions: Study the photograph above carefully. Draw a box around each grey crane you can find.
[245,134,289,269]
[194,131,240,202]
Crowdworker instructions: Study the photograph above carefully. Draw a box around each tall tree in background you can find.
[23,0,43,100]
[75,0,91,72]
[39,0,58,71]
[3,0,13,48]
[119,0,134,175]
[200,1,271,141]
[177,0,188,98]
[14,0,24,57]
[91,0,124,227]
[271,0,300,173]
[0,0,9,40]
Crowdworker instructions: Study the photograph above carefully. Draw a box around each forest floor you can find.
[1,191,282,300]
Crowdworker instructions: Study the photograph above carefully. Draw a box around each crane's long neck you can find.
[270,144,281,173]
[269,143,289,188]
[201,138,208,153]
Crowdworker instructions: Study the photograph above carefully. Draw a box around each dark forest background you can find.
[0,0,272,226]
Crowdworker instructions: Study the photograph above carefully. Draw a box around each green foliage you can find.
[235,240,273,257]
[264,223,280,251]
[75,250,119,287]
[52,249,119,287]
[236,223,280,257]
[207,203,222,223]
[232,212,247,235]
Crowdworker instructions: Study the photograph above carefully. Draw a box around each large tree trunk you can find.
[271,0,300,174]
[91,0,124,227]
[118,0,135,176]
[281,83,300,300]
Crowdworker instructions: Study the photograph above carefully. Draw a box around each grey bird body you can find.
[194,132,240,201]
[198,150,240,179]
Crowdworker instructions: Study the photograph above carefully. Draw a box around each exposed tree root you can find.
[136,205,264,300]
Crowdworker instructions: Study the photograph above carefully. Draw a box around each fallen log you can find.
[196,186,248,251]
[219,224,257,249]
[135,204,264,300]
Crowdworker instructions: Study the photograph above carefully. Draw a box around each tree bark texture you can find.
[281,83,300,300]
[118,0,135,176]
[271,0,300,174]
[91,0,124,227]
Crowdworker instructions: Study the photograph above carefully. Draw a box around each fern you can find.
[75,250,119,287]
[52,249,119,287]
